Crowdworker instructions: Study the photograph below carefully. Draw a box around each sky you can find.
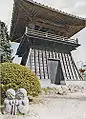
[0,0,86,66]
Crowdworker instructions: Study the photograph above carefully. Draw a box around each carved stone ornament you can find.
[3,88,29,115]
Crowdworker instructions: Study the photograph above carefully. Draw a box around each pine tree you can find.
[0,21,12,63]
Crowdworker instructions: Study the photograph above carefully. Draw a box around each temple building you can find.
[11,0,86,85]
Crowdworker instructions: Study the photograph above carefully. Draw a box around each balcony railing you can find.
[25,27,78,44]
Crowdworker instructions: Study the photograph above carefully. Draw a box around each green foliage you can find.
[0,21,12,63]
[0,63,41,103]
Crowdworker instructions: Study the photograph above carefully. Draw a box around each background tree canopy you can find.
[0,21,12,63]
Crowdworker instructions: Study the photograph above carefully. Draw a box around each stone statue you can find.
[3,88,29,115]
[3,88,15,114]
[16,88,29,114]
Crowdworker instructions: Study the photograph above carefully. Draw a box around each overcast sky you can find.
[0,0,86,65]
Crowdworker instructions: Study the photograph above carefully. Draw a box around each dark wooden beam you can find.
[34,49,37,75]
[41,50,46,79]
[38,49,42,79]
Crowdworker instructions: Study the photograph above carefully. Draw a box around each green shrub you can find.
[0,62,41,103]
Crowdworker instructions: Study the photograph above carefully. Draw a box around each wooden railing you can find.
[25,27,78,44]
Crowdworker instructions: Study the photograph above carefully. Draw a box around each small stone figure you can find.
[3,89,15,114]
[3,88,29,115]
[16,88,29,115]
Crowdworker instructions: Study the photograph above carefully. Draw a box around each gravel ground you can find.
[0,91,86,119]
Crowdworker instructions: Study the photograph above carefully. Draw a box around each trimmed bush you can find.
[0,62,41,103]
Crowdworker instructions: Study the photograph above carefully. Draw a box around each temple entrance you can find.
[48,59,65,85]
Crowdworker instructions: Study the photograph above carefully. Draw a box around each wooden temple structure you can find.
[10,0,86,84]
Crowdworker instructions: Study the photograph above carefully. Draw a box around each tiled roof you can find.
[25,0,86,20]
